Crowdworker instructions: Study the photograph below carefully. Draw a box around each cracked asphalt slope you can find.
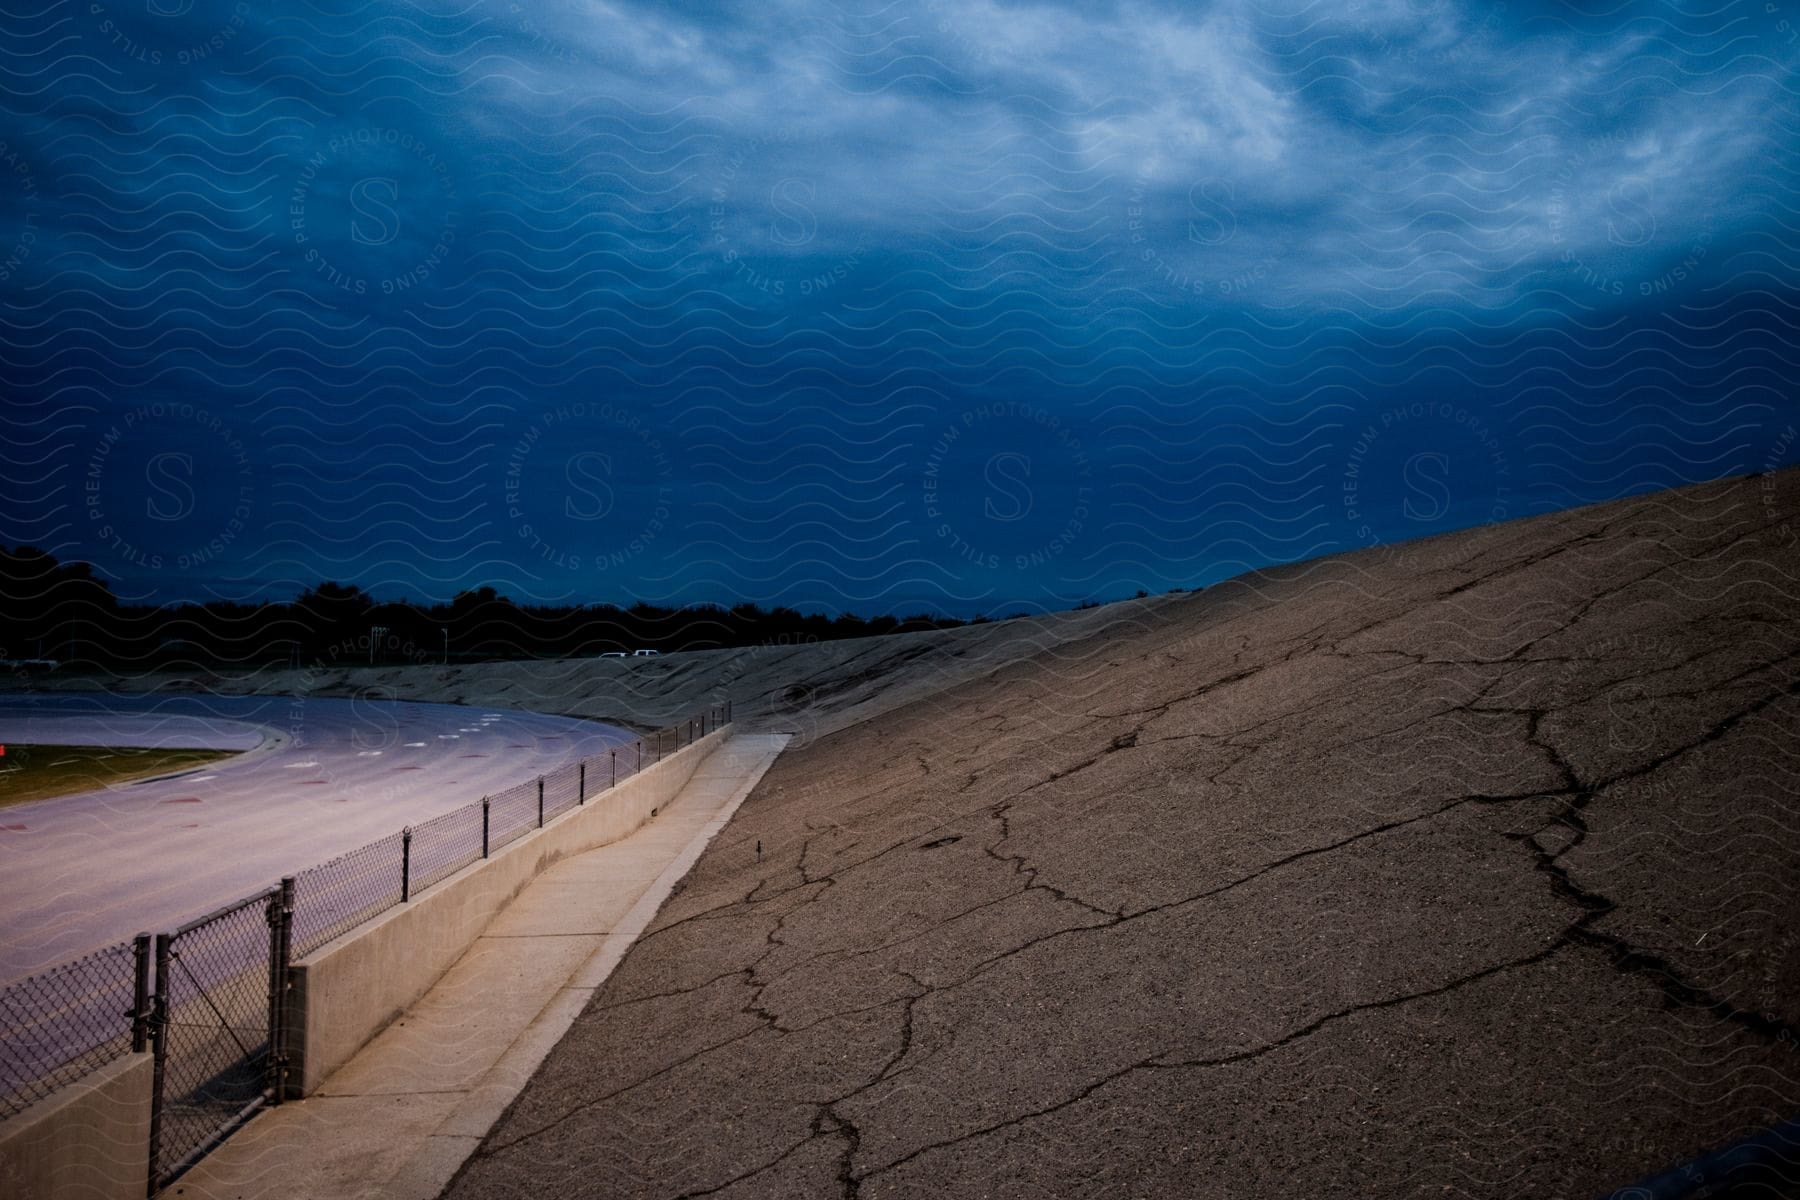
[444,470,1800,1199]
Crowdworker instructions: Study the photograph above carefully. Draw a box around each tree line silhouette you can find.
[1,546,975,671]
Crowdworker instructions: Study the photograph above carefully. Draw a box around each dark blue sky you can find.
[3,0,1797,616]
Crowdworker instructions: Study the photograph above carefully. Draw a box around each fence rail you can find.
[0,699,729,1182]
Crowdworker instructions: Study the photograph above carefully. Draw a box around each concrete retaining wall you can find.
[0,1052,152,1200]
[285,725,731,1095]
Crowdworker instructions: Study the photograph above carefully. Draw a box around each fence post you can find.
[636,740,642,772]
[148,933,172,1195]
[401,827,412,902]
[611,748,616,787]
[481,797,490,858]
[264,892,280,1098]
[278,877,294,1098]
[578,760,585,805]
[267,878,294,1104]
[131,932,151,1053]
[537,777,545,827]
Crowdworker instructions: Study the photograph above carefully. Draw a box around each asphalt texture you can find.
[434,470,1800,1199]
[0,694,631,982]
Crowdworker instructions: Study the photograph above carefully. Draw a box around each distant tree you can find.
[0,548,976,670]
[0,545,119,662]
[294,582,374,658]
[450,586,499,613]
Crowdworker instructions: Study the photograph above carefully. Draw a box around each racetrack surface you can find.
[0,693,632,983]
[0,704,270,753]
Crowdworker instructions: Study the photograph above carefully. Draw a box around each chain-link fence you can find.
[0,938,141,1120]
[290,832,407,958]
[489,772,541,855]
[0,701,728,1159]
[408,801,485,896]
[289,712,715,937]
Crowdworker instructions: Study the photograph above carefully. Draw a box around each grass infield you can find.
[0,743,236,808]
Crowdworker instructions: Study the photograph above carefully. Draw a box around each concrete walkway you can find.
[166,734,788,1200]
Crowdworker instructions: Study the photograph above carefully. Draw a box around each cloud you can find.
[1,0,1795,611]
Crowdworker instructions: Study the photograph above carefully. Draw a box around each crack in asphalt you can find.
[478,1014,773,1159]
[847,943,1575,1185]
[1508,677,1800,1048]
[983,801,1122,919]
[670,1132,815,1200]
[821,1105,863,1199]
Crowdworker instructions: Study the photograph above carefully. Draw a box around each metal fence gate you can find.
[148,879,293,1192]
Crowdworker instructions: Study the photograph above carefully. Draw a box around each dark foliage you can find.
[1,547,968,671]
